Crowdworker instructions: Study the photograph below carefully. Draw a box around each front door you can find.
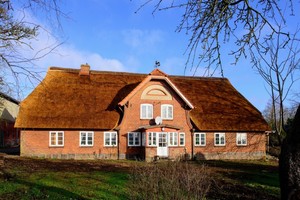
[157,132,168,157]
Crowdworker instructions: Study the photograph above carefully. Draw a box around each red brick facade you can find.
[19,73,267,161]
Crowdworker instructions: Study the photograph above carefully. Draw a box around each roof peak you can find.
[149,68,168,77]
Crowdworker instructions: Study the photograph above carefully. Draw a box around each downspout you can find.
[114,105,125,160]
[185,107,194,160]
[191,128,195,160]
[112,128,120,160]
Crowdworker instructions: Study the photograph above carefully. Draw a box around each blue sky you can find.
[12,0,300,111]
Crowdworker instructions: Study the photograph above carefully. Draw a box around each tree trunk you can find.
[280,105,300,200]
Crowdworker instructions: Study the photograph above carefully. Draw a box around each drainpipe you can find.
[191,128,195,160]
[114,128,120,160]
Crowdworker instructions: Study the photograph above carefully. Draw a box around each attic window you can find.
[141,85,172,100]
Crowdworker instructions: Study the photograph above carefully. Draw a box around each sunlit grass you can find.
[0,169,129,199]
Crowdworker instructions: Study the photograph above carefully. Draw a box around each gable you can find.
[0,94,19,122]
[118,74,194,109]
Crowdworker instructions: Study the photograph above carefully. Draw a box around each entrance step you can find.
[153,156,174,162]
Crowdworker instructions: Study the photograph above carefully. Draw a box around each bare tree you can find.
[137,0,296,76]
[254,25,300,143]
[138,0,300,139]
[0,0,64,97]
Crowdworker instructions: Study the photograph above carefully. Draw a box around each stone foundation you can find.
[194,151,266,160]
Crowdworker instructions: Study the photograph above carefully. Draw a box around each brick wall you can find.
[21,130,118,159]
[193,132,266,160]
[118,80,193,160]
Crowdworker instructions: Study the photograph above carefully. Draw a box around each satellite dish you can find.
[155,116,162,125]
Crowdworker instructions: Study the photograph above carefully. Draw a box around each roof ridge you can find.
[48,66,228,80]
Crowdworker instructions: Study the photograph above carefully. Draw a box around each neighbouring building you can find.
[15,65,269,161]
[0,92,20,147]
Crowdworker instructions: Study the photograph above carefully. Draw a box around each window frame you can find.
[161,104,173,120]
[236,133,247,146]
[128,132,141,147]
[140,104,153,119]
[214,133,226,146]
[104,132,118,147]
[168,132,178,146]
[179,132,185,146]
[148,132,157,146]
[194,132,206,146]
[79,131,94,147]
[49,131,64,147]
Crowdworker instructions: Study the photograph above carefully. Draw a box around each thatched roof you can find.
[15,67,269,131]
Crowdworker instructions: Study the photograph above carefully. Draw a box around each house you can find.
[15,65,269,161]
[0,92,20,147]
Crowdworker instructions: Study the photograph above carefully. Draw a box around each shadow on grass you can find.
[195,160,280,200]
[4,178,87,200]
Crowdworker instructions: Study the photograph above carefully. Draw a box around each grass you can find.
[201,159,280,199]
[0,171,129,199]
[0,157,280,200]
[0,159,130,200]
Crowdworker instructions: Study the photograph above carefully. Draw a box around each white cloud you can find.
[7,8,128,98]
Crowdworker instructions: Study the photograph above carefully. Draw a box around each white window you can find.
[169,132,178,146]
[104,132,117,146]
[179,132,185,146]
[148,132,157,146]
[237,133,247,146]
[195,133,206,146]
[140,104,153,119]
[128,132,141,146]
[49,131,64,147]
[214,133,226,146]
[80,131,94,146]
[161,104,173,120]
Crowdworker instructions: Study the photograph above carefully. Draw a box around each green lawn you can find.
[201,159,280,199]
[0,157,279,200]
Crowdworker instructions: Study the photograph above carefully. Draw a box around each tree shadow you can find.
[10,179,87,200]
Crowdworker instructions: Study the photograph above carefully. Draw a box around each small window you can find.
[195,133,206,146]
[169,132,178,146]
[148,132,157,146]
[179,132,185,146]
[80,131,94,147]
[237,133,247,146]
[214,133,226,146]
[49,131,64,147]
[140,104,153,119]
[161,104,173,120]
[104,132,118,146]
[128,132,141,146]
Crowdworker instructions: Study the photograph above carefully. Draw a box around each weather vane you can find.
[155,61,160,68]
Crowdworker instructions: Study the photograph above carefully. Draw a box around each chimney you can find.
[79,64,90,76]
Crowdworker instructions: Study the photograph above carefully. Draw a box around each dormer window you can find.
[161,104,173,120]
[140,104,153,119]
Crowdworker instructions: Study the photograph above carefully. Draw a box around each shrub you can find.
[129,161,211,200]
